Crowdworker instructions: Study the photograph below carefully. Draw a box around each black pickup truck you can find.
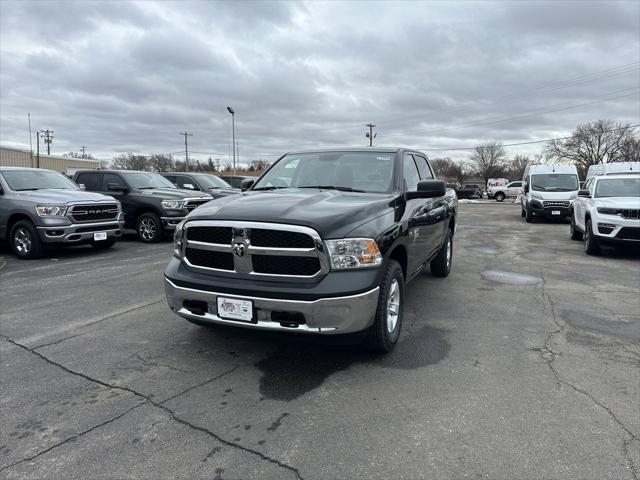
[164,148,458,352]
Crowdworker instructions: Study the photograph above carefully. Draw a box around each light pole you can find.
[226,106,236,175]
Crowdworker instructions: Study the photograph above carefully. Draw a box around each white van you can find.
[520,164,579,222]
[486,178,509,199]
[586,162,640,180]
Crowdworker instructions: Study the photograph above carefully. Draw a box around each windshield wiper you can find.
[252,186,288,191]
[15,188,40,191]
[138,186,161,189]
[298,185,366,193]
[531,185,547,191]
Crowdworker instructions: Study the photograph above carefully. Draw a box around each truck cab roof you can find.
[586,162,640,179]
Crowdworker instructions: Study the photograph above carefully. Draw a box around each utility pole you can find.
[36,131,40,168]
[180,131,193,171]
[42,129,54,155]
[226,107,236,175]
[80,145,87,159]
[365,123,377,147]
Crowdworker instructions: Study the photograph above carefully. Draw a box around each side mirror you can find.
[578,189,591,198]
[240,178,255,191]
[183,183,196,190]
[523,183,530,193]
[78,184,86,190]
[107,183,128,192]
[408,180,446,199]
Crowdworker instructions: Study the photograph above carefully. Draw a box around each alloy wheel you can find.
[386,279,401,333]
[14,227,32,254]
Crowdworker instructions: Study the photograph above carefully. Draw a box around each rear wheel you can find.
[584,219,601,255]
[9,220,45,259]
[570,214,583,240]
[365,260,404,352]
[521,207,526,217]
[136,212,164,243]
[91,238,117,250]
[430,229,453,277]
[495,192,505,202]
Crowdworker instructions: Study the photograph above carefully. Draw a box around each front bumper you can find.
[37,218,124,244]
[592,215,640,244]
[529,201,571,217]
[161,216,185,230]
[164,277,380,335]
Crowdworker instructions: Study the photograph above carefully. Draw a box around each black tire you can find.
[430,228,453,277]
[136,212,164,243]
[525,204,534,223]
[365,260,404,353]
[570,214,583,241]
[521,207,526,218]
[9,220,45,259]
[584,219,601,255]
[495,192,505,202]
[91,238,117,250]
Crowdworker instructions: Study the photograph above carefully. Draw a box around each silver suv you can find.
[0,167,125,259]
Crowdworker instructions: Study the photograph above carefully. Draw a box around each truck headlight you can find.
[530,194,543,201]
[173,221,185,258]
[36,205,67,216]
[325,238,382,270]
[161,200,187,210]
[597,208,619,215]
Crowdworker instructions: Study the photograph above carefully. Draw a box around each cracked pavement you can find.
[1,203,638,479]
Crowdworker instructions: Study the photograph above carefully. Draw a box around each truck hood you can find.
[13,189,116,204]
[531,190,577,201]
[594,197,640,208]
[187,189,395,238]
[138,188,211,199]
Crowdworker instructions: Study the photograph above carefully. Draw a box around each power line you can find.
[417,124,639,152]
[41,129,54,155]
[80,145,87,158]
[366,123,377,147]
[390,89,640,137]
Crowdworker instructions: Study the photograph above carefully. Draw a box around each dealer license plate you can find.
[552,210,561,216]
[93,232,108,241]
[216,297,253,322]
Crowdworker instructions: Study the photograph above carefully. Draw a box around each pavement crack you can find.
[1,336,303,480]
[623,438,640,480]
[0,402,146,473]
[160,366,239,404]
[132,353,195,374]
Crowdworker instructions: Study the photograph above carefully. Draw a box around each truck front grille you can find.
[542,201,570,209]
[185,248,234,270]
[182,221,328,279]
[621,209,639,219]
[70,204,119,222]
[252,255,321,276]
[185,200,210,212]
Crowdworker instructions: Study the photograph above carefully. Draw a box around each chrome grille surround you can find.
[542,200,570,208]
[68,203,119,223]
[182,220,330,280]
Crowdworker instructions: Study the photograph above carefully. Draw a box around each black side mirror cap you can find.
[107,183,128,192]
[240,178,255,191]
[578,189,591,197]
[523,184,530,193]
[407,180,446,199]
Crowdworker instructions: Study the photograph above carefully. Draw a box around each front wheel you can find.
[365,260,404,353]
[495,192,505,202]
[584,219,601,255]
[525,205,533,223]
[9,220,45,259]
[521,207,526,218]
[136,212,164,243]
[570,214,583,240]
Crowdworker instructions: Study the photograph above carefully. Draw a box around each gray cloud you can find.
[1,0,638,163]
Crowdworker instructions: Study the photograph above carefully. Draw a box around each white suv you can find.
[490,181,522,202]
[570,173,640,255]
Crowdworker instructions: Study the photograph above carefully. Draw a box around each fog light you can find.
[598,223,616,235]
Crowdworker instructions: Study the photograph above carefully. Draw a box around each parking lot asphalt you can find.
[1,202,639,480]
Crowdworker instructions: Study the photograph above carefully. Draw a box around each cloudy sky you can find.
[1,0,638,163]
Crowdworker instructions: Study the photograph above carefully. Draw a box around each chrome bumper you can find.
[164,277,380,334]
[37,220,124,243]
[161,217,185,230]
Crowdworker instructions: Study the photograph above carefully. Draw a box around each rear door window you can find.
[76,173,102,191]
[413,155,433,180]
[102,173,126,191]
[403,154,420,191]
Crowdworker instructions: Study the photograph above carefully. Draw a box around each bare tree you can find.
[148,154,174,172]
[546,120,636,177]
[63,151,96,160]
[430,157,455,178]
[469,141,507,184]
[449,161,474,184]
[505,154,529,181]
[250,159,271,171]
[620,135,640,162]
[112,153,149,170]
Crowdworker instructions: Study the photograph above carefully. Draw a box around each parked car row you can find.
[0,167,240,258]
[516,162,639,256]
